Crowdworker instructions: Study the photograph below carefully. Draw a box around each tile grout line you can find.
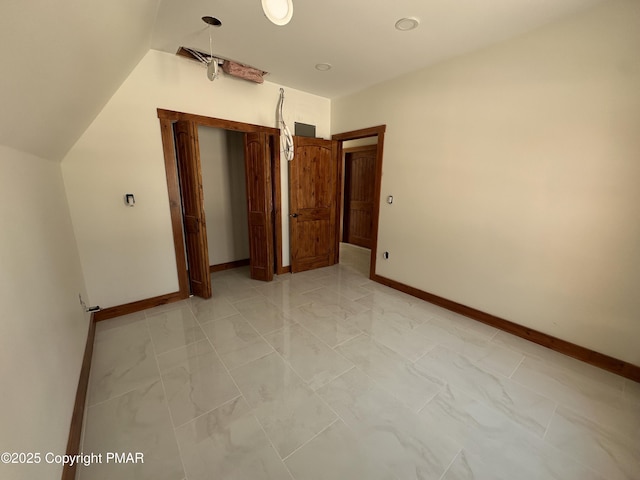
[145,315,190,480]
[508,354,527,379]
[203,319,299,480]
[541,403,558,441]
[437,448,463,480]
[280,418,341,463]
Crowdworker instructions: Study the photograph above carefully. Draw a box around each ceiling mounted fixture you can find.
[395,17,420,31]
[262,0,293,26]
[202,16,222,80]
[202,16,222,27]
[315,63,332,71]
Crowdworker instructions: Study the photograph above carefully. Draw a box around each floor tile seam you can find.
[359,323,438,365]
[415,382,447,415]
[542,403,559,441]
[239,322,356,428]
[153,337,214,367]
[513,357,629,401]
[280,417,342,463]
[193,307,241,326]
[239,311,293,337]
[259,341,339,399]
[289,312,367,354]
[222,348,276,372]
[307,362,357,393]
[537,420,625,480]
[426,378,558,444]
[149,334,189,480]
[506,365,628,423]
[172,393,245,432]
[86,376,161,409]
[345,362,438,417]
[234,316,329,389]
[93,315,147,336]
[548,402,640,447]
[508,354,527,379]
[88,317,164,408]
[279,408,401,480]
[249,410,298,480]
[491,336,629,392]
[332,330,368,349]
[437,447,463,480]
[422,342,560,399]
[411,349,556,439]
[208,336,299,479]
[144,302,192,320]
[422,315,496,345]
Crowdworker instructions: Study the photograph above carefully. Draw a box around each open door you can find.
[244,132,275,281]
[174,121,212,298]
[289,136,339,273]
[343,145,377,248]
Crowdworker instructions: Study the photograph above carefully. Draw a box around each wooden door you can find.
[244,132,274,281]
[289,136,339,273]
[173,121,212,298]
[343,146,377,248]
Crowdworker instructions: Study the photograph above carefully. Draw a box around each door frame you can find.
[332,125,386,280]
[157,109,284,299]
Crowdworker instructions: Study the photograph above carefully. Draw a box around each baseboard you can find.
[61,313,96,480]
[94,291,186,322]
[209,259,250,273]
[372,274,640,383]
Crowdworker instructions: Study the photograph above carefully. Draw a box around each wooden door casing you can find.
[343,146,377,248]
[289,136,339,273]
[173,121,212,298]
[244,132,275,281]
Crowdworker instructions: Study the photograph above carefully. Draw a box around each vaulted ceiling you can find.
[0,0,605,161]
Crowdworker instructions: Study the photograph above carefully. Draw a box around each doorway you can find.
[333,126,386,279]
[342,144,377,249]
[158,109,284,299]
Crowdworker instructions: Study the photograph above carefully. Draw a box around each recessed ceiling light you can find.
[395,17,420,31]
[262,0,294,26]
[315,63,332,71]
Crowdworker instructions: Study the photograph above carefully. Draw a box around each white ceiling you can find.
[151,0,605,99]
[0,0,605,161]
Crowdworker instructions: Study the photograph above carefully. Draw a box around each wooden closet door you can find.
[244,132,274,281]
[174,121,212,298]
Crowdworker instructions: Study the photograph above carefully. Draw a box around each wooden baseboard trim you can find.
[61,313,96,480]
[94,291,186,322]
[277,265,291,275]
[372,274,640,383]
[209,259,250,273]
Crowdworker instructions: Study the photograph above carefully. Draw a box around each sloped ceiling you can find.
[1,0,606,162]
[0,0,161,161]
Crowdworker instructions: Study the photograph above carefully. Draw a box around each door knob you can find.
[290,213,299,218]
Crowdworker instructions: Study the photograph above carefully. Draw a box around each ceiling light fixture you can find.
[262,0,294,26]
[315,63,332,71]
[395,17,420,31]
[201,16,222,81]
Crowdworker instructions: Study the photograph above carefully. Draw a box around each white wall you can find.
[0,145,89,479]
[332,0,640,364]
[199,127,250,265]
[62,49,331,308]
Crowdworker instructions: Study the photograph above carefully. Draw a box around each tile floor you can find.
[79,244,640,480]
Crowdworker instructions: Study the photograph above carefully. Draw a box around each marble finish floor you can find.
[79,244,640,480]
